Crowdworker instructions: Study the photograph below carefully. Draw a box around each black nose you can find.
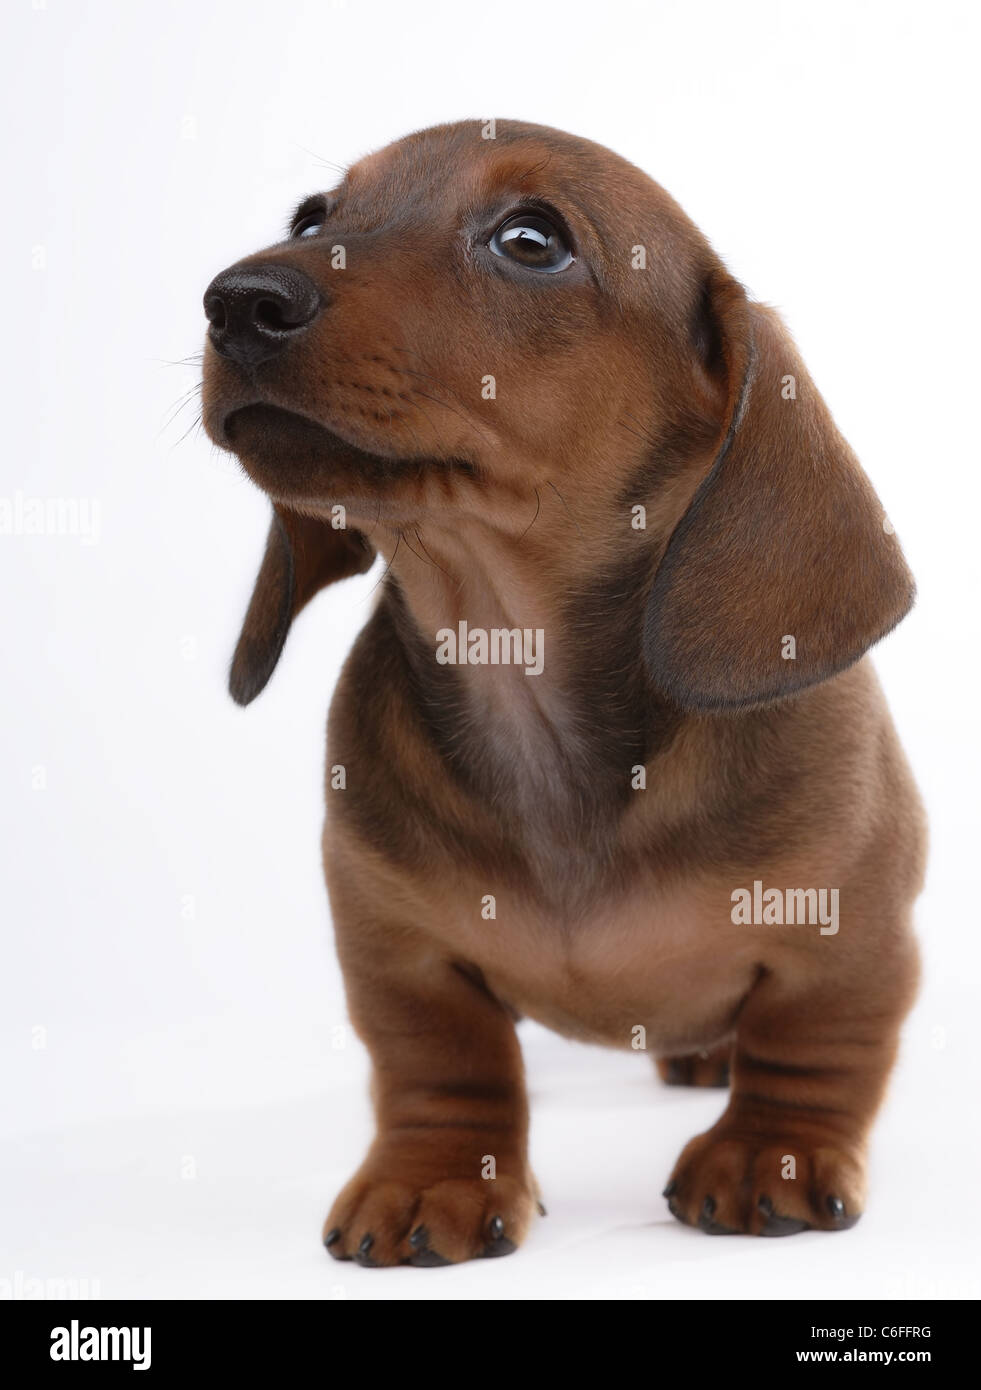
[203,264,322,367]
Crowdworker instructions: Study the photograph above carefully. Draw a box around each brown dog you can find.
[201,120,925,1266]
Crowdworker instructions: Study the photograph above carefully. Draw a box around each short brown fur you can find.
[202,121,925,1263]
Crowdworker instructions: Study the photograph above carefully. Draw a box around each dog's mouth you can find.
[225,403,405,473]
[218,403,478,497]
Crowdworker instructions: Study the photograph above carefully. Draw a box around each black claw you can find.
[408,1247,452,1267]
[405,1224,452,1266]
[662,1179,677,1198]
[353,1233,378,1266]
[825,1196,861,1230]
[536,1200,548,1217]
[697,1195,736,1235]
[758,1195,773,1217]
[481,1213,515,1258]
[481,1235,517,1259]
[323,1227,341,1249]
[759,1210,810,1237]
[664,1059,687,1085]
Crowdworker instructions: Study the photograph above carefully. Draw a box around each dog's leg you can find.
[323,924,536,1267]
[656,1041,732,1088]
[662,941,918,1235]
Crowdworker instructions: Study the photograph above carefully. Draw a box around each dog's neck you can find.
[371,505,678,839]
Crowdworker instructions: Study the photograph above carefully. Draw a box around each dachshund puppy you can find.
[201,120,925,1265]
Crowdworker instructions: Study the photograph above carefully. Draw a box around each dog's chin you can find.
[218,403,477,506]
[221,403,407,493]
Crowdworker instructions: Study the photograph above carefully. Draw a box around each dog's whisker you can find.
[409,385,492,450]
[622,410,667,451]
[392,360,494,448]
[391,343,434,366]
[172,410,204,448]
[412,527,451,577]
[392,351,466,399]
[399,529,437,573]
[164,381,203,412]
[546,479,586,538]
[291,142,348,176]
[366,493,383,542]
[518,152,553,181]
[617,415,660,450]
[159,385,204,438]
[518,486,543,543]
[393,352,480,412]
[368,529,403,597]
[160,400,195,435]
[155,352,206,368]
[399,394,448,455]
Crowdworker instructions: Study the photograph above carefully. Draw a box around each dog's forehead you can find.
[341,121,675,236]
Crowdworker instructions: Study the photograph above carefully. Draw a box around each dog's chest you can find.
[440,875,759,1053]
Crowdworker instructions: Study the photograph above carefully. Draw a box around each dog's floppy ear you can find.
[230,505,374,706]
[643,271,914,711]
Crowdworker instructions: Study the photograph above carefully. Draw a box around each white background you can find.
[2,0,978,1301]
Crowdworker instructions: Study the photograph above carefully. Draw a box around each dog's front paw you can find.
[323,1167,538,1267]
[664,1125,866,1236]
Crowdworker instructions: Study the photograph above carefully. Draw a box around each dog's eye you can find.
[489,213,573,272]
[292,212,325,239]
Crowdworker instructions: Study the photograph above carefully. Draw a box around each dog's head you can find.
[203,119,913,709]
